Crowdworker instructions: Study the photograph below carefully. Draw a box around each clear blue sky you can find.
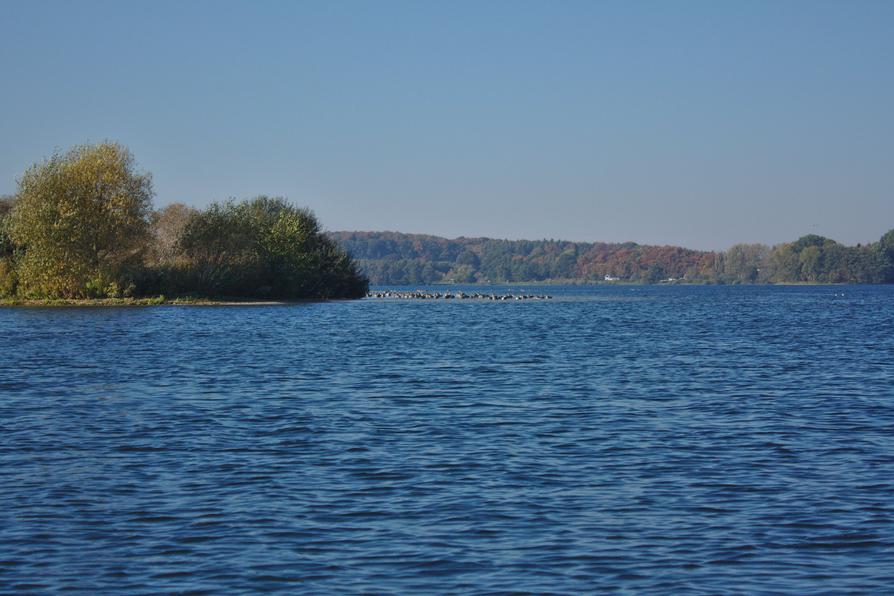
[1,0,892,250]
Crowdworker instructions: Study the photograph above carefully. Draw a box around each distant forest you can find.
[331,231,894,285]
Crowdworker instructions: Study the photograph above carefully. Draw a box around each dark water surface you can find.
[2,285,894,593]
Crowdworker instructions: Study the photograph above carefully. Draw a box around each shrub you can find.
[172,196,368,299]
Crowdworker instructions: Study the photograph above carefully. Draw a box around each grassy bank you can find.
[0,296,317,307]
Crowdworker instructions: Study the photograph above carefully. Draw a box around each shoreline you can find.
[0,297,326,307]
[0,283,870,307]
[389,280,860,287]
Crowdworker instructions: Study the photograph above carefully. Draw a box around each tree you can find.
[723,244,770,284]
[0,195,16,258]
[150,202,197,265]
[879,229,894,283]
[456,249,480,268]
[770,244,801,282]
[0,196,17,296]
[9,143,153,298]
[175,196,368,298]
[0,195,14,217]
[799,245,823,282]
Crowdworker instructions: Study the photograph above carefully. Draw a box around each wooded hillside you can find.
[330,231,894,285]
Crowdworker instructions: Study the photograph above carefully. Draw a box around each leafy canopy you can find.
[174,196,368,298]
[9,143,153,298]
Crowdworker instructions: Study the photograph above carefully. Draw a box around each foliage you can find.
[330,230,894,285]
[168,196,367,299]
[150,202,197,265]
[0,196,17,297]
[1,144,368,301]
[0,257,15,298]
[879,229,894,283]
[8,143,153,298]
[0,195,15,254]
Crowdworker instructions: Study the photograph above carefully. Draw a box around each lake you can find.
[1,285,893,593]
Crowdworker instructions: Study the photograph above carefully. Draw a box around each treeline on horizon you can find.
[0,143,368,301]
[330,230,894,285]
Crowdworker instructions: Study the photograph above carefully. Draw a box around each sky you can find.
[1,1,892,250]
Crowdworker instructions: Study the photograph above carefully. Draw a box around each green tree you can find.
[175,196,367,298]
[0,196,17,296]
[723,244,770,283]
[0,196,14,244]
[799,245,823,282]
[879,229,894,283]
[9,143,153,298]
[770,244,801,282]
[456,249,480,268]
[0,196,15,257]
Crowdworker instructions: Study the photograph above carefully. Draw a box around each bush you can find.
[171,196,368,299]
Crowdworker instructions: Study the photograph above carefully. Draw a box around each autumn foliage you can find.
[330,231,894,285]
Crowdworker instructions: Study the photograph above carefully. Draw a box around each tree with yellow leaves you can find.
[9,143,153,298]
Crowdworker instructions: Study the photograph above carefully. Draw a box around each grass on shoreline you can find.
[0,295,315,307]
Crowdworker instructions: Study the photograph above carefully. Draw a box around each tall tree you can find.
[9,143,153,298]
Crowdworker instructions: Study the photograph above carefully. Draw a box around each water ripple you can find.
[1,285,893,593]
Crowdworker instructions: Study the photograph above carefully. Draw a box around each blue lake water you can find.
[1,285,893,593]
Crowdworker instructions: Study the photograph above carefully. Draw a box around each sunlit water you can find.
[2,285,893,593]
